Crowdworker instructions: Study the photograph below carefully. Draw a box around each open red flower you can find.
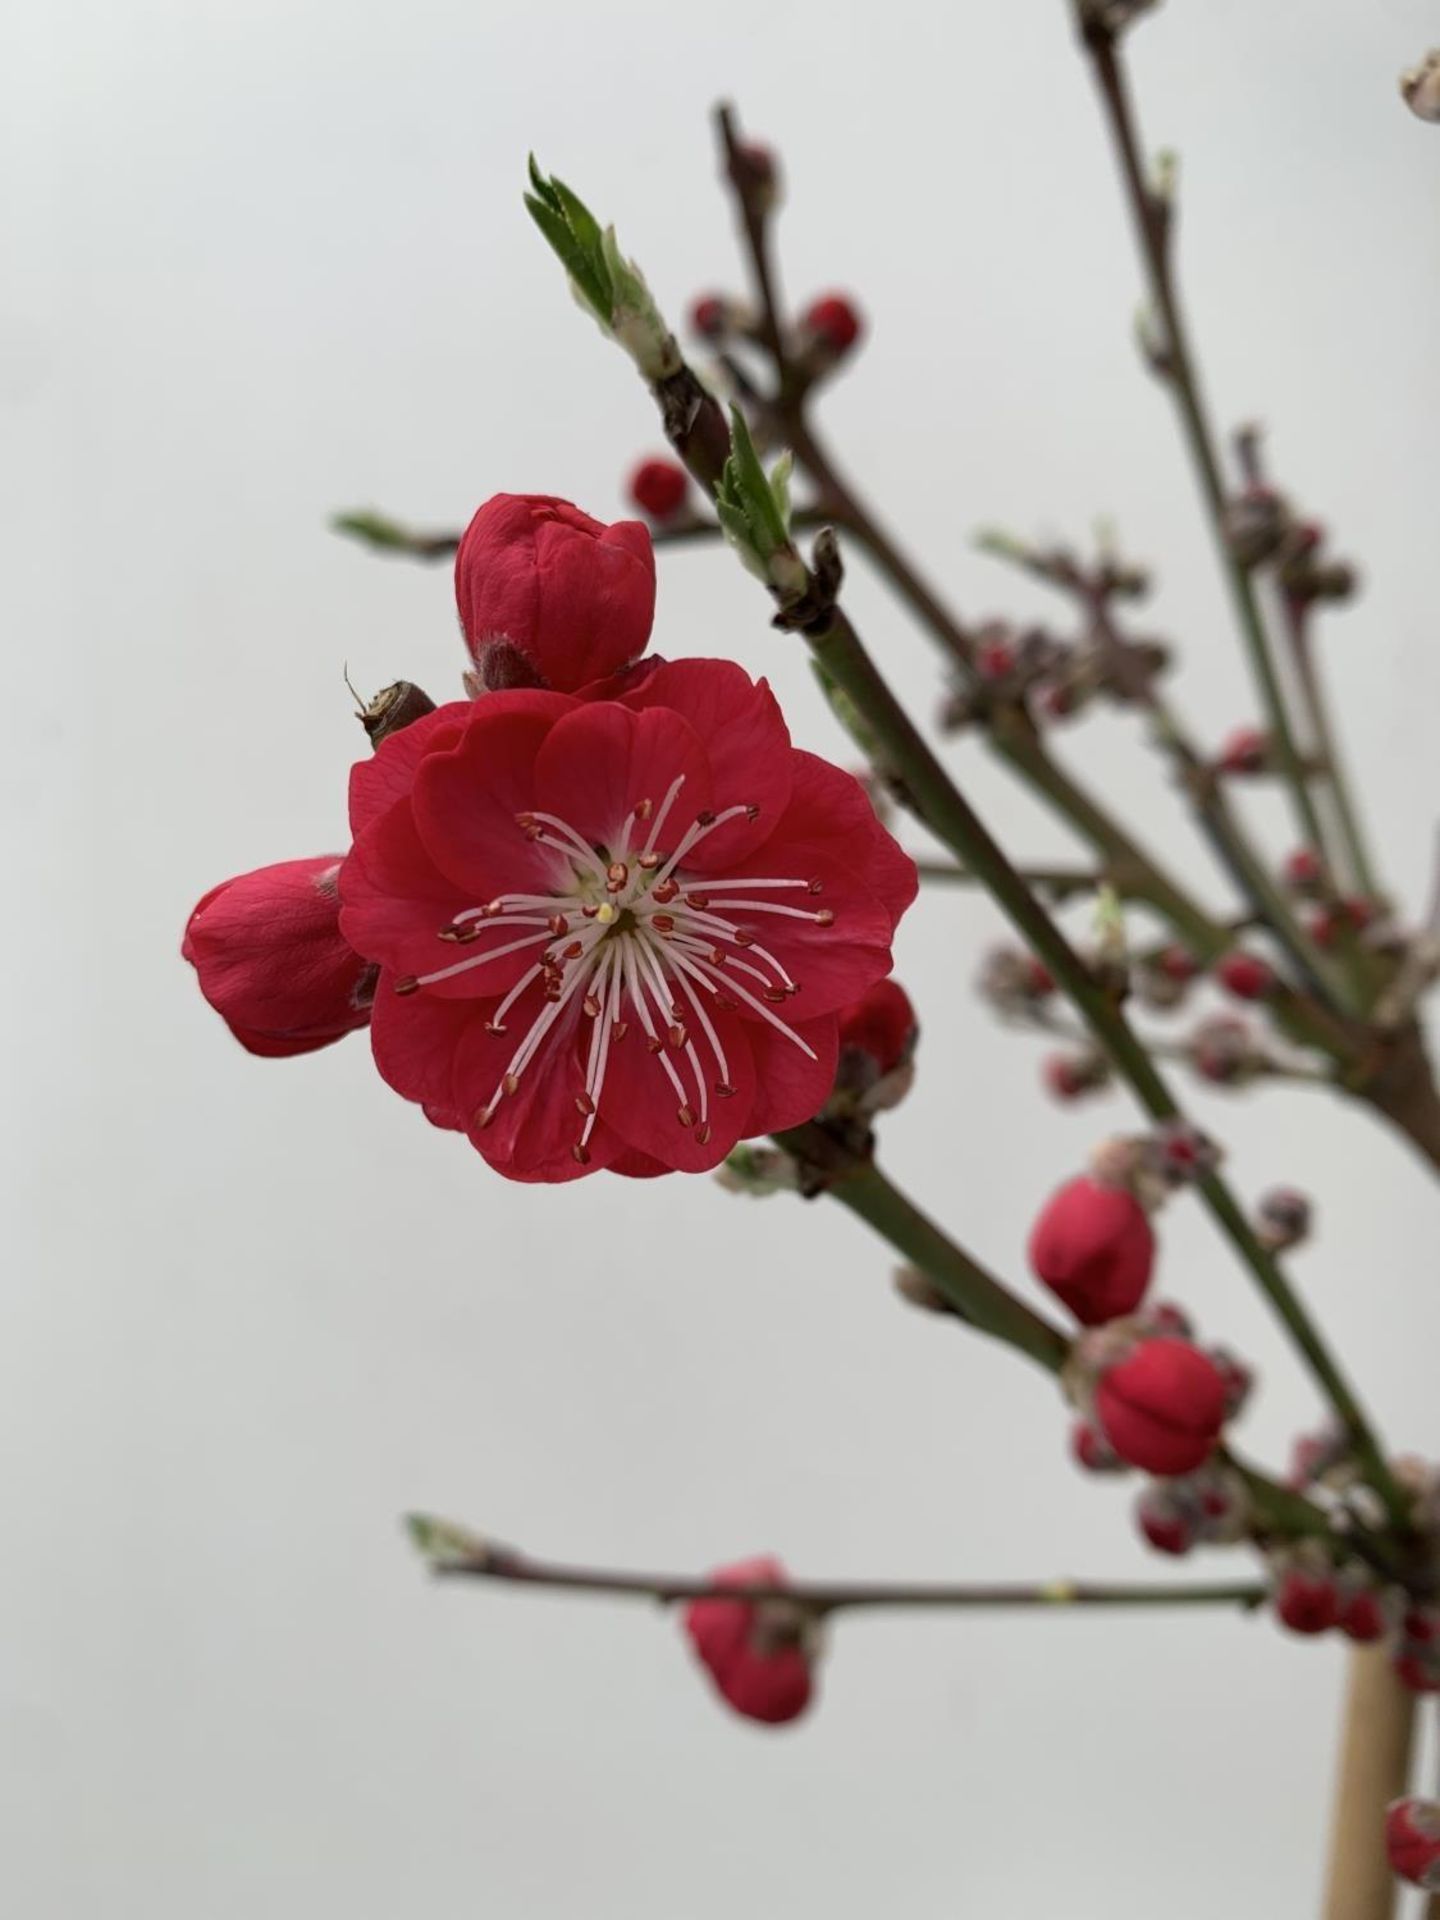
[183,856,377,1056]
[339,659,916,1181]
[454,494,656,694]
[683,1555,816,1726]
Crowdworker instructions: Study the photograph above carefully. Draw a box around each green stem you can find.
[802,607,1406,1526]
[775,1127,1069,1372]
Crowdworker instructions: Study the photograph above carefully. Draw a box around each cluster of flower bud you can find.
[1267,1547,1400,1644]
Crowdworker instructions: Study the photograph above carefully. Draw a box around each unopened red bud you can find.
[690,293,734,340]
[830,978,918,1117]
[1094,1338,1228,1475]
[1394,1653,1440,1695]
[1400,50,1440,122]
[1144,1301,1193,1340]
[1282,847,1323,892]
[976,637,1016,683]
[1222,486,1289,568]
[1257,1186,1312,1252]
[683,1556,815,1726]
[1043,1051,1109,1103]
[1274,1564,1340,1636]
[1028,1175,1155,1326]
[738,141,779,196]
[1308,897,1376,950]
[1189,1014,1260,1087]
[1156,944,1200,984]
[1387,1798,1440,1889]
[1217,951,1275,1002]
[1217,726,1270,777]
[800,293,864,358]
[1135,1485,1194,1557]
[1071,1420,1126,1474]
[1338,1585,1394,1645]
[627,457,689,523]
[1208,1347,1254,1420]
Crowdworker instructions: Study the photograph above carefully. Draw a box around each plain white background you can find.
[5,2,1440,1914]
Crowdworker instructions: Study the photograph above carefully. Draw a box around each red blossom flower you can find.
[454,494,656,695]
[1387,1799,1440,1890]
[627,457,689,523]
[183,856,376,1057]
[1028,1175,1155,1326]
[338,660,916,1181]
[683,1555,815,1726]
[1094,1338,1228,1475]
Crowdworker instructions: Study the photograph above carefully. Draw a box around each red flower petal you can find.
[623,659,792,867]
[410,691,577,897]
[533,701,713,856]
[348,701,472,837]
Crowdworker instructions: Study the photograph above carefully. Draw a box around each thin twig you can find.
[1071,12,1329,866]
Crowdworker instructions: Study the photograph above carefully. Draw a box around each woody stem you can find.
[419,1539,1269,1616]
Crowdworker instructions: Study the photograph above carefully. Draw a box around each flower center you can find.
[393,774,834,1162]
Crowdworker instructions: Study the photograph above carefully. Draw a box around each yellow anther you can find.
[596,903,617,925]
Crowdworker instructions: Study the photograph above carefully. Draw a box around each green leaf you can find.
[524,158,613,323]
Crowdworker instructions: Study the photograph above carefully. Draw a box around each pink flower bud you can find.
[1071,1420,1126,1474]
[1217,951,1275,1002]
[454,494,656,694]
[183,856,376,1056]
[1135,1485,1194,1556]
[1028,1176,1155,1326]
[976,636,1017,683]
[1274,1565,1340,1636]
[1387,1798,1440,1890]
[683,1556,815,1726]
[1094,1339,1228,1475]
[800,293,864,358]
[1217,726,1270,776]
[627,457,690,523]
